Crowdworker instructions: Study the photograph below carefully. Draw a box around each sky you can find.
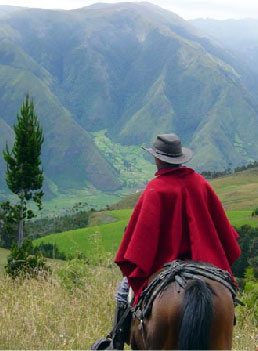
[0,0,258,20]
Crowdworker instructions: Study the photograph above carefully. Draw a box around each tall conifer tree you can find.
[3,94,44,246]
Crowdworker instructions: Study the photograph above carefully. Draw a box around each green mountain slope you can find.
[0,38,120,191]
[33,209,132,258]
[190,18,258,99]
[32,167,258,258]
[0,3,258,203]
[33,206,258,259]
[111,167,258,212]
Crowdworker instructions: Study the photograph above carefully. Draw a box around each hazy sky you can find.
[1,0,258,20]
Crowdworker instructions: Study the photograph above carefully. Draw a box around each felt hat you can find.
[143,133,193,164]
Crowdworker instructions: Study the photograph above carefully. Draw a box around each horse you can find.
[129,261,236,350]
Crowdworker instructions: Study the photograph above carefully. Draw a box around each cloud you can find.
[150,0,258,19]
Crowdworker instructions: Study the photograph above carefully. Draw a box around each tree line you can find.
[201,161,258,179]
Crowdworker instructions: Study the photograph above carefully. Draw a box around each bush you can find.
[232,225,258,278]
[5,238,51,279]
[237,268,258,326]
[251,208,258,217]
[33,242,66,260]
[57,258,90,291]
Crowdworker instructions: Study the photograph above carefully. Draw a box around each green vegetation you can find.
[32,209,258,271]
[26,206,90,239]
[57,258,90,291]
[0,248,256,349]
[0,248,9,272]
[1,2,258,208]
[2,94,44,246]
[252,208,258,217]
[109,166,258,213]
[232,226,258,279]
[39,189,123,217]
[32,242,66,260]
[33,210,132,261]
[92,130,154,189]
[0,260,120,350]
[191,18,258,99]
[227,210,258,227]
[5,238,50,279]
[210,167,258,211]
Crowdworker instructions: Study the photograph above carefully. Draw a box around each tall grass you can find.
[0,264,121,350]
[0,260,256,350]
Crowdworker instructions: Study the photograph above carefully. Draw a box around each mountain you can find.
[111,166,258,212]
[0,6,25,18]
[0,2,258,203]
[190,18,258,98]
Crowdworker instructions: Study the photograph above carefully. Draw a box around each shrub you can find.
[5,238,51,279]
[237,268,258,326]
[57,258,90,291]
[232,225,258,278]
[33,242,66,260]
[251,208,258,217]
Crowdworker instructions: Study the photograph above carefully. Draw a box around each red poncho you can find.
[115,167,241,303]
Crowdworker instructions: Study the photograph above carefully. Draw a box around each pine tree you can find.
[2,94,44,247]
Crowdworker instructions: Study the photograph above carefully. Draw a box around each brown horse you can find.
[130,264,235,350]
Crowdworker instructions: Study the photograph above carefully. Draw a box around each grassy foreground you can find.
[0,260,256,350]
[0,264,120,349]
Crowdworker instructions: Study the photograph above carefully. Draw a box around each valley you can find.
[1,2,258,208]
[0,3,257,350]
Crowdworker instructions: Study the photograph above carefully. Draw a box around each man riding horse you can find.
[91,133,241,350]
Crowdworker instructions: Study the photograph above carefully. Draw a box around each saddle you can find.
[132,260,241,324]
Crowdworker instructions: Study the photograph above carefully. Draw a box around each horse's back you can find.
[131,277,235,350]
[208,278,235,350]
[135,282,182,349]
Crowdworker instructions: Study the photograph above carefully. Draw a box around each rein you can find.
[132,260,240,324]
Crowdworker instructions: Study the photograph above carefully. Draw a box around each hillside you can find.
[0,3,258,207]
[33,165,258,257]
[191,18,258,98]
[33,209,132,259]
[32,206,258,261]
[110,167,258,212]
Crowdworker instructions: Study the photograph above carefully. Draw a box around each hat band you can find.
[155,148,183,158]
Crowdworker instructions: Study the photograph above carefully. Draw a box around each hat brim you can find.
[142,146,193,164]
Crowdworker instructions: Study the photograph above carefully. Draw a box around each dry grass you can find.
[0,265,121,350]
[210,168,258,211]
[0,263,256,350]
[234,305,258,350]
